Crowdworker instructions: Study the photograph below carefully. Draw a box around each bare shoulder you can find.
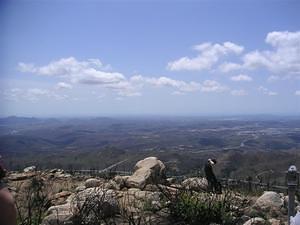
[0,187,15,205]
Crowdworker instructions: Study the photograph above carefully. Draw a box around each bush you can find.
[160,187,242,225]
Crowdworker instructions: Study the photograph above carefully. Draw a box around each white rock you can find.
[255,191,283,210]
[126,157,166,189]
[268,218,281,225]
[182,177,208,191]
[84,178,101,188]
[243,217,266,225]
[23,166,36,173]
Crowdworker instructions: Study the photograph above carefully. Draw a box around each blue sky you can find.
[0,0,299,117]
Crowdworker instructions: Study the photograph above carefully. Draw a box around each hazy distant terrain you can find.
[1,116,300,181]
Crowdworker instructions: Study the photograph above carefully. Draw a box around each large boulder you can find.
[84,178,102,188]
[182,177,208,191]
[255,191,283,211]
[126,157,166,189]
[23,166,36,173]
[268,218,281,225]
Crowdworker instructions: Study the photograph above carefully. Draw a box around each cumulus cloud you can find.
[258,86,278,96]
[200,80,228,92]
[129,75,202,93]
[167,42,244,71]
[171,91,185,96]
[295,90,300,96]
[221,31,300,77]
[18,57,136,97]
[267,75,280,82]
[3,88,22,101]
[56,82,73,89]
[3,88,68,102]
[128,75,227,94]
[231,89,248,96]
[218,62,242,73]
[18,57,230,97]
[230,74,253,82]
[18,57,123,85]
[146,76,201,92]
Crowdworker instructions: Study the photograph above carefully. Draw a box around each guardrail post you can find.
[247,176,253,192]
[286,165,299,225]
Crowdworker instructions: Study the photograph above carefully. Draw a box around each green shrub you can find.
[163,189,241,225]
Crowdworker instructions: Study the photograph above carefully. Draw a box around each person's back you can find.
[204,158,221,193]
[0,164,17,225]
[204,160,216,181]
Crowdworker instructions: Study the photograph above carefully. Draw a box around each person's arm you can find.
[0,187,17,225]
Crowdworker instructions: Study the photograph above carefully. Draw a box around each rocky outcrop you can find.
[8,172,36,181]
[182,177,208,191]
[28,157,289,225]
[126,157,166,189]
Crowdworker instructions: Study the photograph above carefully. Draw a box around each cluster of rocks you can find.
[7,157,298,225]
[8,166,72,181]
[42,157,168,225]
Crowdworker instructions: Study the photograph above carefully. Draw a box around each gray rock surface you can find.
[126,157,166,189]
[243,217,266,225]
[84,178,102,188]
[255,191,283,210]
[182,177,208,191]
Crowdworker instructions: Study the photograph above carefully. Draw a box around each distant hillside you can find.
[1,116,300,182]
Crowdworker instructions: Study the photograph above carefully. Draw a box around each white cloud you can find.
[231,89,248,96]
[56,82,73,89]
[218,62,242,73]
[3,88,22,101]
[130,75,202,93]
[230,74,253,82]
[258,86,278,96]
[18,57,230,97]
[147,76,201,92]
[295,90,300,96]
[18,57,133,97]
[167,42,244,71]
[171,91,185,96]
[19,57,106,75]
[221,31,300,77]
[201,80,228,92]
[128,75,227,94]
[267,75,280,82]
[3,88,68,102]
[18,57,123,85]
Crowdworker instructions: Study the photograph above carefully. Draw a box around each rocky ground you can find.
[5,157,298,225]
